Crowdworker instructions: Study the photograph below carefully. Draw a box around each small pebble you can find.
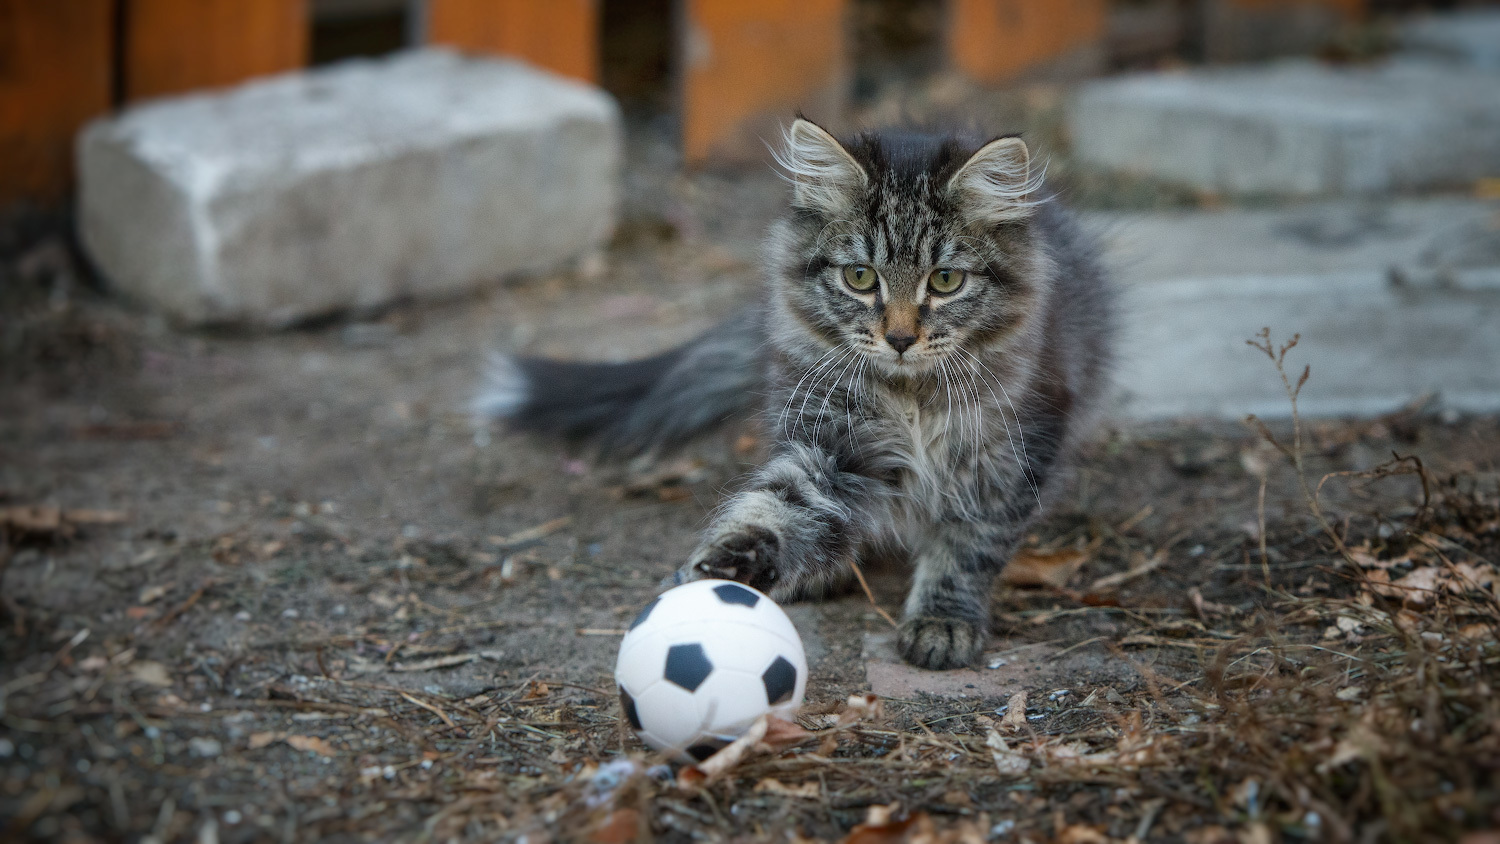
[0,738,13,757]
[189,737,223,758]
[223,810,242,825]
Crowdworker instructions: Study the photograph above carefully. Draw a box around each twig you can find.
[400,692,457,730]
[848,557,898,628]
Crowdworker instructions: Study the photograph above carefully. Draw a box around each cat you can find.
[476,119,1115,670]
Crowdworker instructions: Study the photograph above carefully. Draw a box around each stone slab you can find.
[1086,198,1500,420]
[1066,60,1500,196]
[78,49,621,327]
[1400,10,1500,72]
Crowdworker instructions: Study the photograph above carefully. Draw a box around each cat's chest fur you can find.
[862,384,990,514]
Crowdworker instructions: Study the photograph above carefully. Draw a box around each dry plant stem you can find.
[1257,476,1270,587]
[1245,329,1353,563]
[848,557,898,628]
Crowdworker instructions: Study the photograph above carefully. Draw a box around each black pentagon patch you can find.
[762,656,797,706]
[629,598,660,632]
[712,583,760,608]
[685,739,729,762]
[620,689,642,731]
[663,643,713,692]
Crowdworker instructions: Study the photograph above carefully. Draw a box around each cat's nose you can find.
[885,331,917,354]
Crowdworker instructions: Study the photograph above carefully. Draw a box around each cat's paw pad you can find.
[680,526,780,592]
[897,616,984,670]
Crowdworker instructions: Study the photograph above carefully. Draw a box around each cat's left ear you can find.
[947,136,1039,224]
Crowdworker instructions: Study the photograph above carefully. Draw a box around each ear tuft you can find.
[773,119,867,215]
[946,137,1042,224]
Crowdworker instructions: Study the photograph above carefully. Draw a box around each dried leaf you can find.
[129,660,172,687]
[985,729,1031,777]
[248,731,282,750]
[838,693,883,727]
[589,808,639,844]
[1000,691,1028,732]
[1055,825,1113,844]
[284,735,336,756]
[760,715,813,752]
[138,584,169,605]
[1002,547,1089,588]
[842,806,930,844]
[755,778,820,798]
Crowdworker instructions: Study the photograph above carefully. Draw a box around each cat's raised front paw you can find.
[897,616,984,670]
[677,526,781,593]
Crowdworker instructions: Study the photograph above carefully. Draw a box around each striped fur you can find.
[481,120,1115,669]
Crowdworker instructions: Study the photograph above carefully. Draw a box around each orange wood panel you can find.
[682,0,848,165]
[0,0,115,202]
[126,0,309,101]
[425,0,599,82]
[949,0,1107,85]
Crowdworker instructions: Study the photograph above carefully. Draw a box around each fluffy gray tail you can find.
[474,307,764,457]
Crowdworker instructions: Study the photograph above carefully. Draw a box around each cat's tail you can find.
[473,307,765,457]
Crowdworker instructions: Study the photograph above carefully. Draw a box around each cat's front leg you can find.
[898,524,1022,670]
[672,445,872,601]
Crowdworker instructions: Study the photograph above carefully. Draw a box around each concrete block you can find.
[1399,10,1500,72]
[1090,198,1500,419]
[78,49,621,326]
[1067,60,1500,196]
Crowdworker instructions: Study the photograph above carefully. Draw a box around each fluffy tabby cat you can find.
[477,119,1114,670]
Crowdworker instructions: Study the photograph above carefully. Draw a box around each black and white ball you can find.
[614,579,807,762]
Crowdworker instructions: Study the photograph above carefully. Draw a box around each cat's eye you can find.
[842,265,878,292]
[928,268,966,295]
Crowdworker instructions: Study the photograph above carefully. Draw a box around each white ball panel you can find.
[613,629,673,696]
[695,668,773,736]
[632,681,704,753]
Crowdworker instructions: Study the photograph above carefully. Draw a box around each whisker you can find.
[812,346,865,445]
[780,342,850,441]
[793,345,857,443]
[957,347,1041,510]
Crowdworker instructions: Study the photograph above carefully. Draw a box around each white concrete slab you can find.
[78,49,622,327]
[1087,198,1500,419]
[1067,60,1500,196]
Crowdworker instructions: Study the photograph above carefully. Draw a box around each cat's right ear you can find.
[775,119,867,215]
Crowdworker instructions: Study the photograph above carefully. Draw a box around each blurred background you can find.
[3,6,1500,841]
[2,0,1499,416]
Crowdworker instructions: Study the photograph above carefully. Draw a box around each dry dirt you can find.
[2,166,1498,843]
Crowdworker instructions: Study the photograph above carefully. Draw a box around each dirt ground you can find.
[2,153,1498,843]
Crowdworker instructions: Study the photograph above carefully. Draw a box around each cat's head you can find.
[768,118,1048,376]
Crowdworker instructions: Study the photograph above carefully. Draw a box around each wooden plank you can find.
[682,0,849,165]
[948,0,1107,85]
[0,0,114,203]
[126,0,309,101]
[425,0,598,82]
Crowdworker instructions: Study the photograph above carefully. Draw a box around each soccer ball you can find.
[614,579,807,762]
